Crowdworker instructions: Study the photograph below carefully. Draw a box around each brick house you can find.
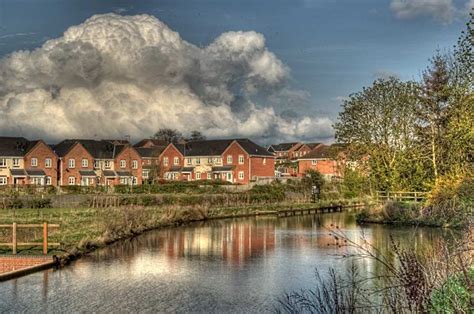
[0,137,58,186]
[297,144,342,179]
[54,139,142,186]
[160,139,275,184]
[134,139,169,148]
[135,145,167,184]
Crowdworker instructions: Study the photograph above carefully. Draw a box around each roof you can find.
[134,139,169,148]
[212,166,234,172]
[305,143,322,150]
[135,146,166,158]
[175,139,273,157]
[268,142,301,152]
[25,169,46,176]
[116,171,132,177]
[79,170,96,177]
[0,137,37,157]
[10,169,27,176]
[102,170,117,177]
[53,139,129,159]
[181,167,194,172]
[301,145,331,159]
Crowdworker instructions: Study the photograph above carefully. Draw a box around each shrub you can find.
[430,267,474,313]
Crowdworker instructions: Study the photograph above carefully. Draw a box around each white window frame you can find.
[142,170,149,179]
[227,155,232,164]
[173,157,179,166]
[0,158,6,167]
[68,158,75,169]
[132,160,138,169]
[186,158,192,165]
[82,158,88,168]
[311,160,317,165]
[94,160,100,169]
[45,158,52,168]
[68,176,75,185]
[207,173,211,180]
[207,158,213,164]
[0,177,7,185]
[31,158,38,167]
[195,158,200,165]
[196,172,201,180]
[45,176,52,185]
[104,160,111,169]
[238,171,244,180]
[238,155,244,165]
[163,157,169,166]
[132,176,138,185]
[12,158,20,167]
[120,160,126,168]
[263,158,266,165]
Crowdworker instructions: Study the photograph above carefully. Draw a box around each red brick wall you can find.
[223,142,249,184]
[159,144,183,178]
[250,156,275,179]
[61,143,94,186]
[114,146,143,185]
[298,159,339,177]
[24,142,59,186]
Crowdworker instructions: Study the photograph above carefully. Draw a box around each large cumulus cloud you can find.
[0,14,333,142]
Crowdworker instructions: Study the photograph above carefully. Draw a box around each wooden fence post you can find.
[12,222,17,255]
[43,222,48,255]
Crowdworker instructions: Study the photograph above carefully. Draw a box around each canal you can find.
[0,211,459,312]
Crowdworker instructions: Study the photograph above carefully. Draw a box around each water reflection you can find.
[0,212,461,312]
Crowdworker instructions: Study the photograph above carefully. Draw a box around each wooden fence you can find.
[375,191,429,203]
[0,223,60,255]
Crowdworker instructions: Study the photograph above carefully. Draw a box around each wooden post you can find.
[12,222,17,255]
[43,222,48,255]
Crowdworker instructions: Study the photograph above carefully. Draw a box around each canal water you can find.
[0,211,459,312]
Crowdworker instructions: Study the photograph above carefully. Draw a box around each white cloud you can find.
[466,0,474,12]
[390,0,456,23]
[0,14,334,143]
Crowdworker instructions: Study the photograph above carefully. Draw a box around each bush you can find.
[430,267,473,313]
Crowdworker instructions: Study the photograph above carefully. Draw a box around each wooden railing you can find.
[375,191,429,203]
[0,223,60,255]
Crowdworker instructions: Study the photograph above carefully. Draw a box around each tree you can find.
[303,169,325,198]
[188,130,206,141]
[334,78,421,191]
[452,9,473,89]
[153,128,183,144]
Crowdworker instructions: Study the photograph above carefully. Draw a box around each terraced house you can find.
[134,141,168,184]
[53,139,142,186]
[0,137,58,186]
[297,144,343,179]
[157,139,275,184]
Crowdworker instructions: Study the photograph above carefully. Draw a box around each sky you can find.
[0,0,472,144]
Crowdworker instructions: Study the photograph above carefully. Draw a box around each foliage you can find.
[302,169,324,190]
[187,130,206,141]
[153,128,183,143]
[430,267,474,313]
[339,167,370,198]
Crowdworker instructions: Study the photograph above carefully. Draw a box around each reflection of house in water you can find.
[160,221,276,265]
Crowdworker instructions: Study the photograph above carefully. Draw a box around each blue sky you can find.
[0,0,471,141]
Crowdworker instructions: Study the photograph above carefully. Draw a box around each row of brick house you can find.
[267,142,346,179]
[0,136,275,187]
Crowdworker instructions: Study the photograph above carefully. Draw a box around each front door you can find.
[226,172,232,182]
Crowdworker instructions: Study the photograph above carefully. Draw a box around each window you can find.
[227,155,232,164]
[263,158,266,165]
[186,158,192,165]
[312,160,317,165]
[120,160,126,168]
[94,160,99,169]
[0,158,6,167]
[68,176,75,185]
[13,158,20,167]
[173,157,179,166]
[104,160,111,169]
[45,158,52,168]
[238,171,244,180]
[82,159,88,168]
[195,158,200,165]
[120,177,128,185]
[196,172,201,180]
[45,176,52,185]
[31,158,38,167]
[238,155,244,164]
[132,176,138,185]
[0,177,7,185]
[208,158,213,164]
[31,177,43,185]
[207,173,212,180]
[68,159,75,169]
[132,160,138,169]
[215,157,222,164]
[163,157,169,166]
[142,170,149,179]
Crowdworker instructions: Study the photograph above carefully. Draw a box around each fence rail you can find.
[375,191,429,202]
[0,223,60,255]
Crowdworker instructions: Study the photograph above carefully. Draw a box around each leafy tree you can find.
[334,78,420,191]
[452,9,473,89]
[153,128,183,144]
[188,130,206,141]
[303,169,324,192]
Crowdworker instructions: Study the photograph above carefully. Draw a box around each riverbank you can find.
[0,199,365,266]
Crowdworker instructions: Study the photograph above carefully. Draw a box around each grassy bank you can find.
[0,199,364,263]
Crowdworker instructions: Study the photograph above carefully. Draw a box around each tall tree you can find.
[334,78,420,190]
[153,128,183,144]
[188,130,206,141]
